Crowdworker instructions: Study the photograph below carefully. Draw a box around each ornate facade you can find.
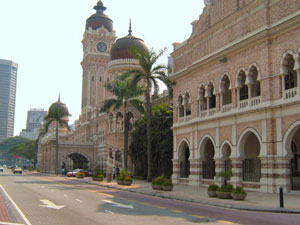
[170,0,300,193]
[38,1,148,175]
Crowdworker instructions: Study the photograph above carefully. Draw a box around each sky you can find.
[0,0,205,136]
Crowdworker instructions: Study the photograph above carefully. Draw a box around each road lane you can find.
[1,171,233,225]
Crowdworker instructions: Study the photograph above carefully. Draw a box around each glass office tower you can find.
[0,59,18,142]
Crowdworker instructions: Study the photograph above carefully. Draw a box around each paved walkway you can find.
[71,176,300,214]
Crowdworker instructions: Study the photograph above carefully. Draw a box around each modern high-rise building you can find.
[0,59,18,142]
[20,109,47,140]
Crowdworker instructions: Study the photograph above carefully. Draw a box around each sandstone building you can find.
[170,0,300,193]
[38,1,148,174]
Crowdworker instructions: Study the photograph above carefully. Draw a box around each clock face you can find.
[96,42,107,53]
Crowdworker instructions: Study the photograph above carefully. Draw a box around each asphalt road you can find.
[0,171,300,225]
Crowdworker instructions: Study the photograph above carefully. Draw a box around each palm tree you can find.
[44,101,70,175]
[100,74,144,169]
[126,47,173,181]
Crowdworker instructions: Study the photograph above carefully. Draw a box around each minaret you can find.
[81,1,116,114]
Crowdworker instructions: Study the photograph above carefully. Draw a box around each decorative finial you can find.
[94,0,106,14]
[58,93,60,102]
[128,19,132,35]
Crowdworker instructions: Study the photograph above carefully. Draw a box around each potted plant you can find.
[117,176,124,185]
[151,176,165,190]
[92,173,104,181]
[207,184,218,197]
[162,179,173,191]
[216,184,233,199]
[92,167,104,181]
[231,186,247,200]
[124,176,133,186]
[76,172,85,179]
[216,171,232,186]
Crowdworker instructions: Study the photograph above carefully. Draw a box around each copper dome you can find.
[110,22,148,60]
[48,97,69,117]
[86,1,113,32]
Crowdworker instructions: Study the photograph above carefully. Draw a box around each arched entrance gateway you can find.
[201,139,216,180]
[239,131,261,182]
[178,141,190,178]
[284,122,300,190]
[64,153,89,171]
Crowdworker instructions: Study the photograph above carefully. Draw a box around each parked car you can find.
[0,166,4,172]
[66,169,88,177]
[13,167,22,174]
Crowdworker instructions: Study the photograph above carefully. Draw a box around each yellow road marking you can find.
[172,210,184,213]
[97,192,114,198]
[190,214,205,218]
[155,205,166,209]
[217,220,237,224]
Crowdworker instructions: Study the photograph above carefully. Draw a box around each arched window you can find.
[199,86,207,112]
[220,75,232,105]
[116,112,123,131]
[207,83,216,109]
[238,71,248,100]
[184,92,191,116]
[178,95,184,118]
[283,54,297,90]
[249,66,260,97]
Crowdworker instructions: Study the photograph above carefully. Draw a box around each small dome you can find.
[86,1,113,32]
[110,23,148,60]
[48,97,69,117]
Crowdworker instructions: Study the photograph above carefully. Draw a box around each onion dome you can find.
[48,96,69,117]
[110,21,148,60]
[86,1,113,32]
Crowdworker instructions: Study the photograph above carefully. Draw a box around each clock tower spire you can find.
[81,1,116,114]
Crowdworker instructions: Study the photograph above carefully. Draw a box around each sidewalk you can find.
[70,176,300,214]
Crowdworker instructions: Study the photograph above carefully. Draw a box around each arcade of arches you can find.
[172,123,300,193]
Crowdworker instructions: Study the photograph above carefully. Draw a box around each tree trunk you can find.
[146,88,152,181]
[55,122,59,175]
[123,103,128,169]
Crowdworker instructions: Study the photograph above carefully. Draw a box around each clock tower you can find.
[81,1,116,114]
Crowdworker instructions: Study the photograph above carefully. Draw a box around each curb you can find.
[66,177,300,214]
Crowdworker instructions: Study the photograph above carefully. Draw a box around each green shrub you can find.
[124,176,132,182]
[232,186,246,194]
[162,179,173,187]
[27,166,33,171]
[76,172,85,178]
[117,176,124,181]
[152,176,166,185]
[217,184,233,192]
[208,184,218,191]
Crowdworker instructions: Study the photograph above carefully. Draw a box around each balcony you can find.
[239,96,261,109]
[221,103,233,112]
[284,87,298,99]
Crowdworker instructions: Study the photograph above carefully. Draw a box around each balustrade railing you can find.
[284,87,298,99]
[208,108,216,116]
[250,96,261,106]
[239,99,249,108]
[222,103,233,112]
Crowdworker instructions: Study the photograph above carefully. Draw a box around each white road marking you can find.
[40,199,64,210]
[0,222,25,225]
[63,195,68,197]
[50,190,54,192]
[76,199,82,203]
[102,199,133,209]
[0,184,32,225]
[104,210,114,214]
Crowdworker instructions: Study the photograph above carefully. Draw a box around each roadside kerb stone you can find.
[65,176,300,214]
